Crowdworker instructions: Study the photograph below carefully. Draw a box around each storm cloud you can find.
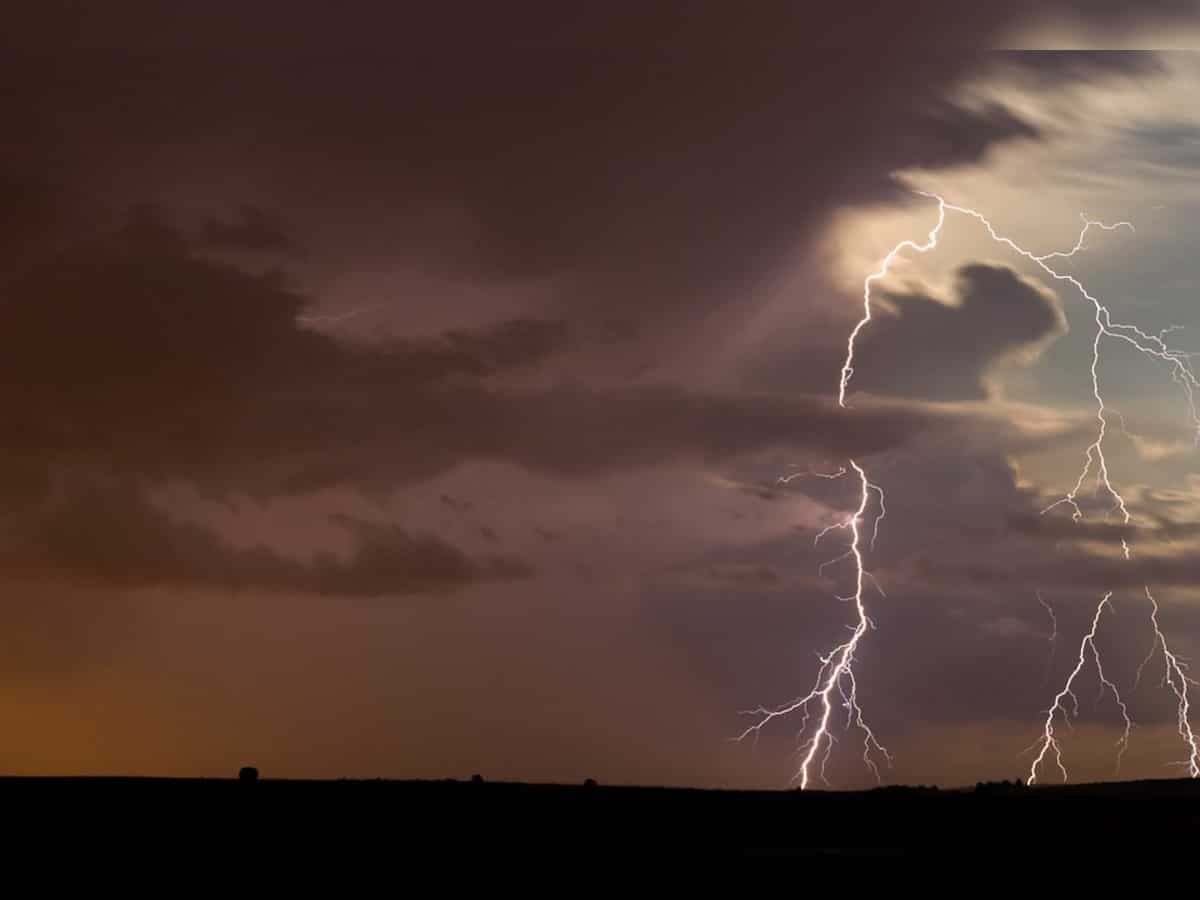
[0,3,1197,788]
[850,263,1067,402]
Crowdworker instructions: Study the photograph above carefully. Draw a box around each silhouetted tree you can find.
[471,773,484,785]
[239,766,259,782]
[584,778,598,788]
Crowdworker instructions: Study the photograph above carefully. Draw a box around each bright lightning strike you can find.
[1027,593,1133,784]
[851,192,1197,784]
[1137,588,1199,777]
[736,461,891,789]
[837,199,946,409]
[746,188,1199,789]
[734,200,937,787]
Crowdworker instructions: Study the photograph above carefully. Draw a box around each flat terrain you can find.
[2,775,1197,866]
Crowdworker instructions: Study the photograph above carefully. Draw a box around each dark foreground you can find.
[3,775,1197,869]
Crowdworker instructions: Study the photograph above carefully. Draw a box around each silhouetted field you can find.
[2,775,1196,865]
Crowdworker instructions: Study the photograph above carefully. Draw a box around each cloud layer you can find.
[1,5,1197,787]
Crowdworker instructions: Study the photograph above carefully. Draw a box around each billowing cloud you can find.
[0,211,952,597]
[1,3,1198,788]
[850,263,1067,402]
[1,473,530,596]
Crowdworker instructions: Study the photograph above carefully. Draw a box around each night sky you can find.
[5,4,1200,788]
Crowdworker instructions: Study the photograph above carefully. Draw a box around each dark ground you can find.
[2,775,1197,869]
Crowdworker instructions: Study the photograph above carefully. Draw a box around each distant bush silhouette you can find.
[239,767,259,782]
[973,778,1026,794]
[471,773,484,785]
[584,778,598,788]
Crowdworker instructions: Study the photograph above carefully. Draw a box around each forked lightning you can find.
[741,189,1199,788]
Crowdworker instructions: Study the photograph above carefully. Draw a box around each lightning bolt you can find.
[1136,588,1200,777]
[850,192,1195,784]
[911,199,1196,783]
[745,189,1198,789]
[734,200,942,787]
[838,199,947,408]
[736,461,891,789]
[777,465,847,484]
[1026,593,1133,783]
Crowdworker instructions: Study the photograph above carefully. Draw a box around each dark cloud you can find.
[848,264,1066,402]
[0,224,550,479]
[6,3,1191,54]
[1006,511,1138,545]
[887,102,1039,171]
[926,540,1200,595]
[1,2,1197,784]
[705,563,780,587]
[0,174,69,263]
[987,50,1166,84]
[1037,1,1200,30]
[0,219,951,498]
[0,8,1063,375]
[387,319,571,378]
[0,215,960,597]
[256,382,949,497]
[2,11,1168,416]
[1,475,528,596]
[202,206,293,253]
[439,495,472,513]
[1007,501,1200,546]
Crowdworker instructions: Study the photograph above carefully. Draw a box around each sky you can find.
[6,3,1200,789]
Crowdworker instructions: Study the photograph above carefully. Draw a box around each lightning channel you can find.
[1137,588,1199,777]
[1027,593,1133,783]
[883,193,1197,782]
[746,189,1196,788]
[838,197,947,409]
[736,460,891,789]
[736,199,949,788]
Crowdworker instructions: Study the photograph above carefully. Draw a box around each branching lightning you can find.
[1026,593,1133,783]
[736,461,892,789]
[743,188,1199,789]
[735,199,945,788]
[777,465,848,484]
[837,199,946,408]
[859,193,1196,785]
[1136,588,1200,777]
